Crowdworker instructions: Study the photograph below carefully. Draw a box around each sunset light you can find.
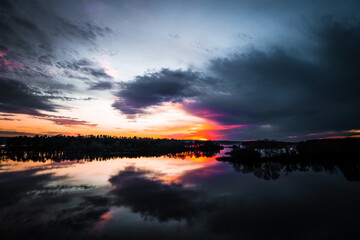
[1,0,358,141]
[1,1,360,240]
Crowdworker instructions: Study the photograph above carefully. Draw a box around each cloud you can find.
[56,59,112,78]
[38,55,54,65]
[0,130,37,136]
[0,0,14,12]
[0,0,112,88]
[0,0,114,133]
[0,77,56,116]
[57,17,112,42]
[12,16,39,31]
[190,18,360,139]
[0,118,18,121]
[0,0,112,53]
[0,78,97,127]
[112,19,360,140]
[88,81,113,90]
[0,49,25,71]
[112,68,218,115]
[168,33,180,40]
[41,115,98,127]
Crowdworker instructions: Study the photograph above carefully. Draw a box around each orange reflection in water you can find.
[0,152,219,187]
[0,150,227,232]
[93,210,114,232]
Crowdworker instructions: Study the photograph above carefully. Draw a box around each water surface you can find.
[1,146,359,240]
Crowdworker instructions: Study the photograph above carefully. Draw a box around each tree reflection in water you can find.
[1,138,360,240]
[218,138,360,181]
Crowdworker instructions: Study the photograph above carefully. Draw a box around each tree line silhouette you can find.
[218,138,360,181]
[0,135,223,162]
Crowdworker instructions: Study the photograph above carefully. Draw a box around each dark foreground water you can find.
[1,146,360,240]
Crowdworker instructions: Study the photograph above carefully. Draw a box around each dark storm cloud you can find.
[195,18,360,138]
[0,78,56,116]
[113,19,360,139]
[0,5,49,63]
[0,78,97,127]
[0,0,112,132]
[57,58,112,80]
[0,0,14,12]
[47,95,96,102]
[42,115,98,127]
[58,18,112,41]
[112,69,218,115]
[38,55,54,65]
[0,0,112,57]
[12,16,39,31]
[0,0,112,94]
[88,81,113,90]
[85,68,112,79]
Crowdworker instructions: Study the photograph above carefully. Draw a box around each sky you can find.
[1,0,360,141]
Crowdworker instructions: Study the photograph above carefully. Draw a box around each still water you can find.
[1,146,359,240]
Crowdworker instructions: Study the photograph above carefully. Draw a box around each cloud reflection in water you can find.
[1,149,360,240]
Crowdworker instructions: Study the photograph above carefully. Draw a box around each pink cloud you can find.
[0,49,25,71]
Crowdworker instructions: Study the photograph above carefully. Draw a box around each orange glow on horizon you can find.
[0,101,222,140]
[319,134,360,139]
[164,123,248,140]
[0,107,247,140]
